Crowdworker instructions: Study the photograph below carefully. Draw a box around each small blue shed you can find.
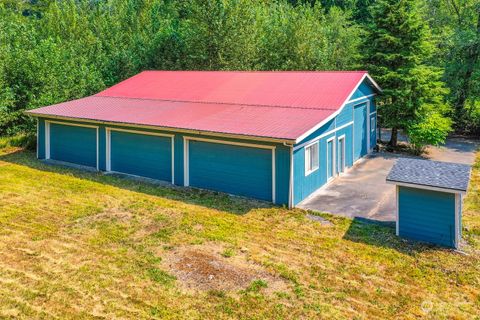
[386,158,471,249]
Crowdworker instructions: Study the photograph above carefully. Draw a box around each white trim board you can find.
[386,180,466,195]
[294,121,353,151]
[105,127,175,184]
[44,120,99,171]
[183,136,276,204]
[337,134,346,174]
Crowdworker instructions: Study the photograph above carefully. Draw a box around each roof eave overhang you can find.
[386,180,466,195]
[25,111,296,145]
[294,73,380,144]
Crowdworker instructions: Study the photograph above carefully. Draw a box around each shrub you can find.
[406,112,453,155]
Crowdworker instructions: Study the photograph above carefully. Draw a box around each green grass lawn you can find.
[0,146,479,319]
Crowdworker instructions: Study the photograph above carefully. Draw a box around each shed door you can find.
[398,187,456,248]
[109,130,172,182]
[49,122,97,168]
[354,103,368,161]
[187,140,273,201]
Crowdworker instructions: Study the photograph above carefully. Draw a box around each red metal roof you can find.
[97,71,367,110]
[28,71,377,141]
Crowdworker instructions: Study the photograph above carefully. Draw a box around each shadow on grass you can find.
[0,149,274,215]
[342,217,450,255]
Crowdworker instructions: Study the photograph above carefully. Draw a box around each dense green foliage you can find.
[0,0,478,145]
[363,0,452,146]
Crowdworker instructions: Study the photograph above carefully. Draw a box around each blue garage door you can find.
[49,123,97,168]
[354,103,367,161]
[110,130,172,182]
[188,140,273,201]
[398,187,455,247]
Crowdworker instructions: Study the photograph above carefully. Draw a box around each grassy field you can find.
[0,145,479,319]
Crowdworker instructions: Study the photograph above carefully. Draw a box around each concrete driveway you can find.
[297,137,478,222]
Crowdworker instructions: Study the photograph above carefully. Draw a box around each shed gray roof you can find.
[386,158,471,192]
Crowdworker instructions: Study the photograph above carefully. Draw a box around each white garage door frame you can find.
[105,127,175,184]
[183,136,276,203]
[45,120,100,170]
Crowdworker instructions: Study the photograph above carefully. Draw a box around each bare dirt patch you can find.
[162,244,288,293]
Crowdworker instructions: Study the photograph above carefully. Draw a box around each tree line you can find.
[0,0,478,152]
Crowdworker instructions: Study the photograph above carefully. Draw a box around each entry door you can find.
[354,103,368,161]
[327,138,335,180]
[338,136,345,173]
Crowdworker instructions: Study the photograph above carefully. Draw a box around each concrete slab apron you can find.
[297,138,478,222]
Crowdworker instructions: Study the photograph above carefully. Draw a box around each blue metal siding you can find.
[110,131,172,182]
[188,140,273,201]
[398,186,456,248]
[292,78,377,205]
[336,103,353,127]
[49,123,97,168]
[300,118,335,143]
[293,133,334,204]
[353,103,367,161]
[349,80,375,100]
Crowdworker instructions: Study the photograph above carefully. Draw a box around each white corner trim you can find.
[396,185,399,236]
[386,180,466,195]
[106,127,175,184]
[288,145,294,209]
[183,136,276,203]
[272,148,276,204]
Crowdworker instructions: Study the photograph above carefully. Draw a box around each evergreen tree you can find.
[363,0,450,146]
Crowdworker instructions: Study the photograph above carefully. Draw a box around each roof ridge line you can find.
[93,95,339,111]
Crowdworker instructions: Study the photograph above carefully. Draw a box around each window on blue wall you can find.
[371,117,376,132]
[305,142,319,175]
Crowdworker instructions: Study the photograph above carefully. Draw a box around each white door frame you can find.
[183,136,276,203]
[352,100,371,161]
[105,127,175,184]
[326,136,336,181]
[45,120,99,170]
[337,134,346,174]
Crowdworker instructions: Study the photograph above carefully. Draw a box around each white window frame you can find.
[105,127,175,184]
[326,136,336,180]
[304,141,319,176]
[337,134,346,174]
[371,116,376,133]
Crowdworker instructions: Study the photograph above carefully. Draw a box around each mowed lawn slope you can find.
[0,146,479,319]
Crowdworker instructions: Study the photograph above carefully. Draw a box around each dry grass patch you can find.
[162,243,288,293]
[0,148,479,319]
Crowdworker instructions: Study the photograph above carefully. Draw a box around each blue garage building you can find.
[28,71,381,207]
[387,158,471,248]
